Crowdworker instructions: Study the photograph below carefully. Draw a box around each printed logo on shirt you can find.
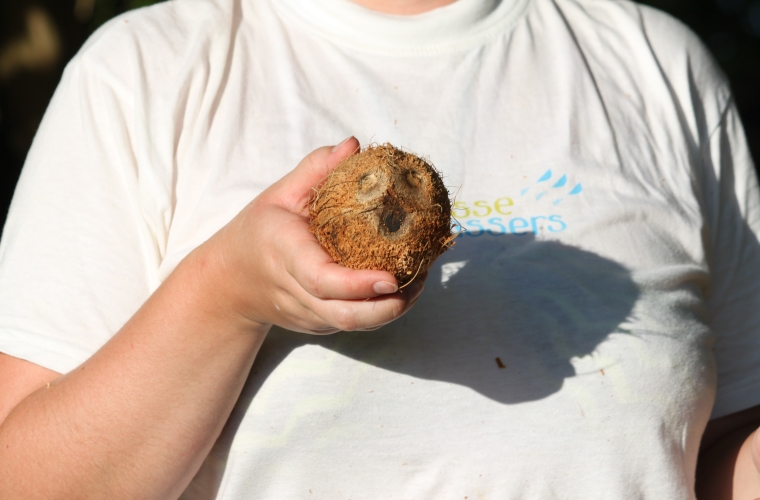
[453,169,583,237]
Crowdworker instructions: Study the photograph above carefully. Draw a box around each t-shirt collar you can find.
[273,0,531,56]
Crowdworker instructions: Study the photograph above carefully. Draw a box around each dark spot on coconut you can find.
[381,206,406,234]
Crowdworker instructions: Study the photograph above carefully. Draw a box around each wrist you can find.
[177,237,272,336]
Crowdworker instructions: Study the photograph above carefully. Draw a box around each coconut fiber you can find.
[309,143,454,285]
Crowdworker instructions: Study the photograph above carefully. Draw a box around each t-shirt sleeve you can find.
[634,3,760,419]
[0,52,165,374]
[702,99,760,419]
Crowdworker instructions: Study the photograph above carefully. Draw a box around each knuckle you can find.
[303,152,323,175]
[332,306,360,331]
[383,300,408,323]
[290,311,336,335]
[346,276,366,296]
[387,299,406,322]
[303,270,326,298]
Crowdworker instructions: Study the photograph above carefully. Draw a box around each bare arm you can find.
[696,404,760,499]
[0,354,59,424]
[0,138,422,499]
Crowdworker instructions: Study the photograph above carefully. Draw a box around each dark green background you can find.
[1,0,758,228]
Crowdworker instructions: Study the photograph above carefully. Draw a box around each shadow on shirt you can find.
[183,234,640,498]
[271,234,639,403]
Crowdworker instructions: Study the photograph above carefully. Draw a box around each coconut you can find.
[309,143,454,285]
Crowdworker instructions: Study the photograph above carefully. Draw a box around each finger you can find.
[281,221,400,299]
[310,280,425,332]
[273,136,361,214]
[277,269,424,332]
[356,325,385,332]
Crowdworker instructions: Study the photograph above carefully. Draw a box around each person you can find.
[1,0,759,497]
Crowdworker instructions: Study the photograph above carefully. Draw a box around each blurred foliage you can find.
[0,0,164,225]
[88,0,164,35]
[0,0,759,228]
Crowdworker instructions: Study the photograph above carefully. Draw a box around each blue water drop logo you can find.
[519,171,583,206]
[521,170,552,197]
[537,170,552,182]
[551,183,582,206]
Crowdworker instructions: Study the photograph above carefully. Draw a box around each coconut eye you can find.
[359,173,378,192]
[381,206,406,234]
[405,170,422,189]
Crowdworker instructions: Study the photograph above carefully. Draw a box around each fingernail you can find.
[331,136,353,152]
[373,281,398,295]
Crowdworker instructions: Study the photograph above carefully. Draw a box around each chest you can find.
[166,28,716,491]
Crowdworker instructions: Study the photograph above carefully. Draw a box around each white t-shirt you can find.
[1,0,760,497]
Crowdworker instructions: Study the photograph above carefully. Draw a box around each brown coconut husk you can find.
[309,143,454,285]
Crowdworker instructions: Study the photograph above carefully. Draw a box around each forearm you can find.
[0,242,269,499]
[0,139,418,498]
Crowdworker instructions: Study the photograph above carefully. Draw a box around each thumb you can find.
[274,136,360,213]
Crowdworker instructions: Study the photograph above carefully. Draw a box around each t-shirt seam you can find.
[0,325,92,373]
[66,56,164,291]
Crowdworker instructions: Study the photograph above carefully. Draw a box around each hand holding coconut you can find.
[209,137,425,334]
[0,138,428,499]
